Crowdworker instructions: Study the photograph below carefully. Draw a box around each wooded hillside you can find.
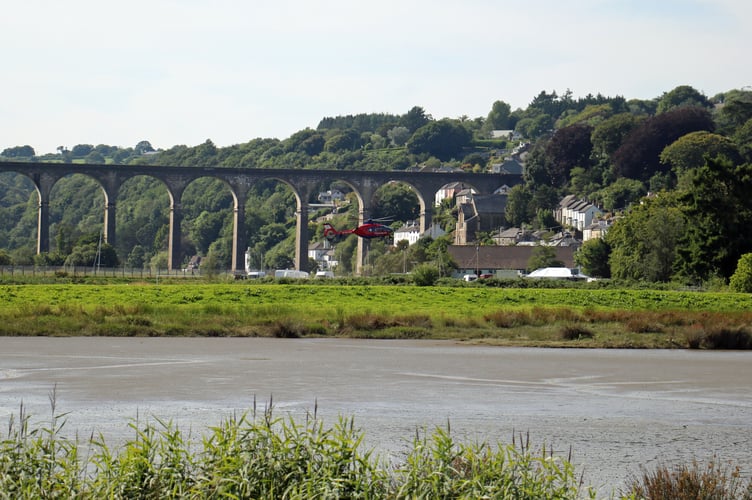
[2,85,752,285]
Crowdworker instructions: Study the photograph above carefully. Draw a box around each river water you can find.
[1,337,750,496]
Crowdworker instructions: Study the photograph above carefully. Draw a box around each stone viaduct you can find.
[0,161,522,274]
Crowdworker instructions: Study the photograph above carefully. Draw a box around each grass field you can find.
[1,282,751,348]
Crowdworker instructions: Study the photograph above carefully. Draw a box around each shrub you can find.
[559,324,595,340]
[412,264,439,286]
[625,458,752,499]
[730,253,752,293]
[1,406,596,499]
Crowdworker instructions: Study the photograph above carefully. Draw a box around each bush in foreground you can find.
[624,459,752,499]
[2,402,751,499]
[0,403,595,499]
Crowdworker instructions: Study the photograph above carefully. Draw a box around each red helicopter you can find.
[323,219,394,242]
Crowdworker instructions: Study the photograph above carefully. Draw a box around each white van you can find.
[274,269,309,279]
[315,271,334,279]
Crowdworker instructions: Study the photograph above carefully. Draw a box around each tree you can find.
[505,185,533,227]
[1,145,35,158]
[543,124,593,187]
[65,241,119,268]
[190,210,230,255]
[612,106,715,182]
[387,126,410,146]
[399,106,431,133]
[660,131,741,185]
[412,263,439,286]
[372,183,419,222]
[126,245,147,269]
[527,245,563,272]
[0,249,11,265]
[676,158,752,281]
[70,144,94,158]
[732,117,752,162]
[656,85,711,114]
[575,238,611,278]
[134,140,155,155]
[514,113,553,140]
[605,192,684,282]
[406,119,472,161]
[730,253,752,292]
[482,100,513,135]
[596,177,646,211]
[324,129,361,152]
[284,129,322,154]
[716,90,752,135]
[590,113,642,160]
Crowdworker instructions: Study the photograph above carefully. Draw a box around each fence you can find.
[0,265,210,279]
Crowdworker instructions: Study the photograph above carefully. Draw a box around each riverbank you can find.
[1,283,751,348]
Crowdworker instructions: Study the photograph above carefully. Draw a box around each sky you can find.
[2,0,751,156]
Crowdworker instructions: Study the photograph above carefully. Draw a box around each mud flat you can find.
[1,337,750,495]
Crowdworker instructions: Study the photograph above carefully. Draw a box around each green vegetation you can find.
[1,282,751,349]
[3,401,750,499]
[3,85,752,286]
[1,401,597,499]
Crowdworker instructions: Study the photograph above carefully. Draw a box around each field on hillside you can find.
[1,283,751,348]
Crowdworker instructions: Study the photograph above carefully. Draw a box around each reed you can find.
[1,401,598,499]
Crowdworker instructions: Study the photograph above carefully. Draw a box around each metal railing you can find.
[0,265,207,278]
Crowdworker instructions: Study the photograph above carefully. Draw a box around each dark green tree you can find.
[656,85,711,114]
[676,158,752,281]
[324,129,361,152]
[406,119,472,161]
[527,245,563,272]
[732,118,752,162]
[70,144,94,158]
[126,244,147,269]
[134,140,155,154]
[505,185,533,227]
[543,124,593,187]
[1,145,35,158]
[590,113,642,161]
[189,210,230,255]
[372,183,419,222]
[399,106,431,133]
[605,192,684,282]
[596,177,646,211]
[482,100,513,134]
[575,238,611,278]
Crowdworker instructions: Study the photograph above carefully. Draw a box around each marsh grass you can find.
[0,399,598,499]
[1,284,752,348]
[624,458,752,499]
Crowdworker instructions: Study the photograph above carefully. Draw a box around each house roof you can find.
[447,245,575,270]
[473,194,507,214]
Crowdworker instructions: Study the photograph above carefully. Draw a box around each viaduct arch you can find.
[0,161,522,274]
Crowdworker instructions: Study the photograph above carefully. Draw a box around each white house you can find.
[394,221,446,247]
[317,189,345,204]
[555,195,602,232]
[394,221,421,246]
[308,240,338,270]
